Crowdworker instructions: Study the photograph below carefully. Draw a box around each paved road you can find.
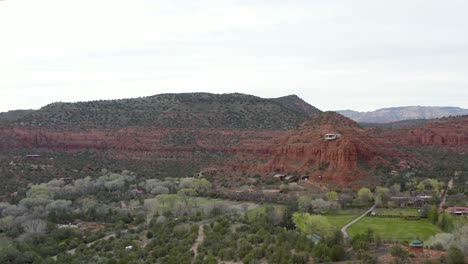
[341,204,376,240]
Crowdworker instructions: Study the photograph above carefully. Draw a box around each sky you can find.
[1,0,467,112]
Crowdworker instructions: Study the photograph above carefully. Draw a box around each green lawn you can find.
[348,217,441,242]
[325,215,358,228]
[373,208,419,216]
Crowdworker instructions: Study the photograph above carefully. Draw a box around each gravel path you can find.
[191,224,205,264]
[341,204,376,240]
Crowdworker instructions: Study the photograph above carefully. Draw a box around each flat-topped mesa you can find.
[0,93,322,130]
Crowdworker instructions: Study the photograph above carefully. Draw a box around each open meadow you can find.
[348,217,441,242]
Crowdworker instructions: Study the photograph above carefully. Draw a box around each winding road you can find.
[341,204,376,240]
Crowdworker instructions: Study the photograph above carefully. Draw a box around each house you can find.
[325,133,341,141]
[414,195,432,206]
[26,154,42,158]
[445,207,468,216]
[284,175,299,183]
[273,174,286,180]
[390,196,410,207]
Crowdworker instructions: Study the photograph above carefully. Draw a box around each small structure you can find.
[60,178,74,184]
[311,234,322,245]
[125,246,133,251]
[445,207,468,216]
[301,175,310,181]
[324,133,341,141]
[284,175,299,183]
[26,154,42,158]
[414,195,432,206]
[120,201,140,210]
[273,174,287,181]
[409,240,424,249]
[391,196,411,207]
[57,223,79,229]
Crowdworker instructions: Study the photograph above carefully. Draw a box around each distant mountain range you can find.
[338,106,468,123]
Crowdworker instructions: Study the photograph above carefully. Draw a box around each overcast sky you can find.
[1,0,467,112]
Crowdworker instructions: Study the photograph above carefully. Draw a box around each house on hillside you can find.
[273,174,286,180]
[284,175,299,183]
[324,133,341,141]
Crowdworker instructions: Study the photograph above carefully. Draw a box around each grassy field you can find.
[373,208,419,216]
[348,217,441,242]
[323,209,364,228]
[325,215,358,228]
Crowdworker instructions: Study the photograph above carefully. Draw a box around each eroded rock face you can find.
[1,113,467,185]
[384,116,468,149]
[227,112,399,184]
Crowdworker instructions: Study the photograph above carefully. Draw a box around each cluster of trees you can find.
[427,222,468,255]
[351,228,382,260]
[297,193,338,214]
[0,169,220,263]
[196,214,312,264]
[292,213,335,237]
[311,231,347,263]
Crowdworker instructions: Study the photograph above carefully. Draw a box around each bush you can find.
[447,246,465,264]
[146,231,154,239]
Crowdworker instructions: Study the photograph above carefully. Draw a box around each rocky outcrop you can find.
[385,116,468,149]
[1,113,467,186]
[215,112,403,184]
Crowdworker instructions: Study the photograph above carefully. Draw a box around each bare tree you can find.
[22,219,47,234]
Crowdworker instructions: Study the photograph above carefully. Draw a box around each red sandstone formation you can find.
[384,116,468,150]
[1,113,467,185]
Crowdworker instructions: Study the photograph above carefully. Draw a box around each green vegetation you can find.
[373,208,419,216]
[3,93,320,129]
[348,217,441,242]
[293,213,335,237]
[0,165,466,263]
[196,215,313,264]
[325,214,358,228]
